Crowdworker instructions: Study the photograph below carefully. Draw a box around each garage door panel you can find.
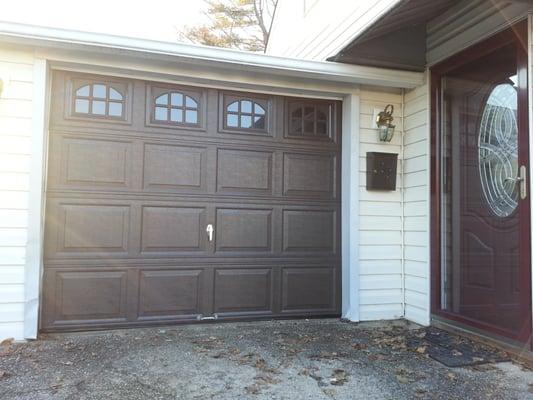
[216,148,273,195]
[138,269,203,319]
[215,208,273,253]
[281,267,336,313]
[46,202,130,257]
[282,152,336,199]
[282,209,337,254]
[141,206,207,253]
[143,143,207,192]
[47,135,133,190]
[44,270,129,325]
[214,268,273,314]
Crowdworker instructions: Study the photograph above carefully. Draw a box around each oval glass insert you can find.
[478,81,519,217]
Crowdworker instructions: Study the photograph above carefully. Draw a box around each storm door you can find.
[431,21,531,343]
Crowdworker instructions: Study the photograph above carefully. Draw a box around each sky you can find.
[2,0,209,42]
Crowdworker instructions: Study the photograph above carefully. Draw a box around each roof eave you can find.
[0,21,424,89]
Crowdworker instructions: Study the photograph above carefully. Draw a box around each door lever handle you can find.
[519,165,527,200]
[206,224,214,242]
[506,166,527,199]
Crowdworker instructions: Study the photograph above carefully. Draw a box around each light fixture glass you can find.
[376,104,396,142]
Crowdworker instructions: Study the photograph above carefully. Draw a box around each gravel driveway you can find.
[0,319,532,399]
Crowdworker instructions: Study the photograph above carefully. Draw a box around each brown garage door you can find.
[41,71,341,331]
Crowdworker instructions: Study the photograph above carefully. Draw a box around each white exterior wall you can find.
[403,81,430,326]
[358,87,405,321]
[267,0,399,60]
[0,29,427,340]
[0,48,35,340]
[356,83,430,325]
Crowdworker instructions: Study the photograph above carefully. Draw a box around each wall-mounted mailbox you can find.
[366,152,398,191]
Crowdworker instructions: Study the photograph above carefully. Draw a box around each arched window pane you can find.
[228,101,239,112]
[156,94,168,105]
[254,103,265,115]
[185,96,197,108]
[171,93,183,106]
[93,84,107,99]
[76,85,90,97]
[241,100,252,113]
[109,88,123,100]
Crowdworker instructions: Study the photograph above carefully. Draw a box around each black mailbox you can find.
[366,152,398,191]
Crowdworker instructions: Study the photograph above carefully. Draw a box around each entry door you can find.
[432,21,531,343]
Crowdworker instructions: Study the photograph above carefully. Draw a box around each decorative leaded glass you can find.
[478,82,519,217]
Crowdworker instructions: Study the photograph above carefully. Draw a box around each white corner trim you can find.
[424,71,432,326]
[24,57,48,339]
[341,92,360,321]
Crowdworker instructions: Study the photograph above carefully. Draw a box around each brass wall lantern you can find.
[376,104,395,142]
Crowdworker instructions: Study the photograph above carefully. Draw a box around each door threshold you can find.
[431,315,533,366]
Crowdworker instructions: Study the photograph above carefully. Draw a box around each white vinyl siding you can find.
[403,81,430,326]
[358,87,404,321]
[0,48,35,340]
[427,0,533,66]
[267,0,400,60]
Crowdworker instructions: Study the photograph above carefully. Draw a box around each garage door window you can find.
[287,101,332,140]
[222,94,269,133]
[73,82,125,119]
[153,91,199,125]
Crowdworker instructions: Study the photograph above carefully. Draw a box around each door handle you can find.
[506,165,527,199]
[519,165,527,200]
[206,224,214,242]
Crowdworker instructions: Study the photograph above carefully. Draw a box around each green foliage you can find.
[179,0,278,52]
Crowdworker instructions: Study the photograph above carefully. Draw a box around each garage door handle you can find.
[206,224,214,242]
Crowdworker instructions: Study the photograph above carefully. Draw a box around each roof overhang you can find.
[0,21,424,91]
[328,0,461,71]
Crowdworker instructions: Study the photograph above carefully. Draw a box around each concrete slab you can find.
[0,319,532,399]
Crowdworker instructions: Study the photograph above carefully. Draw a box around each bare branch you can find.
[179,0,279,52]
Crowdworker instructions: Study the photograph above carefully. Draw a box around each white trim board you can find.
[341,92,361,321]
[24,58,48,339]
[0,21,423,90]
